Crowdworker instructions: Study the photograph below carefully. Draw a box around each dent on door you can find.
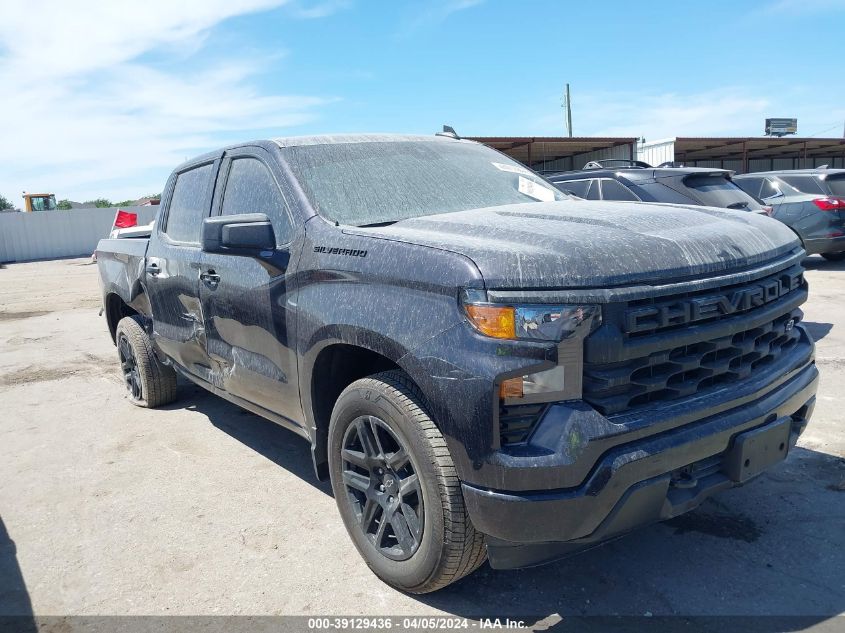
[201,256,299,420]
[209,316,289,394]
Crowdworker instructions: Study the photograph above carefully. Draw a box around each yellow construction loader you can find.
[21,192,57,212]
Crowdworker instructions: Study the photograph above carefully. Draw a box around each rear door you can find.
[145,158,220,379]
[198,147,303,425]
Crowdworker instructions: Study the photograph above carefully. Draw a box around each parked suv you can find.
[96,135,816,592]
[733,169,845,261]
[548,160,769,214]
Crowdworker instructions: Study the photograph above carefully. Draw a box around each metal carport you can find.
[468,136,638,173]
[640,137,845,173]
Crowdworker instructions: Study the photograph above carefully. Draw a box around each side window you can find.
[600,179,640,201]
[759,178,783,199]
[779,175,826,195]
[555,179,590,198]
[736,178,763,198]
[585,179,601,200]
[222,157,293,245]
[164,163,214,244]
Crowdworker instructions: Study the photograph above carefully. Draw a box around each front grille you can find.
[623,264,804,338]
[584,310,804,417]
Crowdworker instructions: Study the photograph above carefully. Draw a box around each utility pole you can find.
[562,83,573,137]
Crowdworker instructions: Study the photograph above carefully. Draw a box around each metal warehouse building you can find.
[468,136,637,173]
[473,135,845,175]
[638,137,845,173]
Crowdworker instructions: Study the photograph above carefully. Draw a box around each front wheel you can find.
[328,371,486,593]
[821,251,845,262]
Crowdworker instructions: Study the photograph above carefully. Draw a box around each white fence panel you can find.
[638,140,675,166]
[0,206,158,263]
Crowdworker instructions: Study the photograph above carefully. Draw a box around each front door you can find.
[198,149,302,426]
[146,159,219,380]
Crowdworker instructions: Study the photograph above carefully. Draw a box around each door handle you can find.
[145,262,161,275]
[200,270,221,284]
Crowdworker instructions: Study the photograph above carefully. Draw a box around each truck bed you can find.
[96,237,150,318]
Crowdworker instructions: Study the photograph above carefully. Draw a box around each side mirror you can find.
[202,213,275,256]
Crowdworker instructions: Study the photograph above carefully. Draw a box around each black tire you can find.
[328,370,486,593]
[115,315,178,408]
[821,251,845,261]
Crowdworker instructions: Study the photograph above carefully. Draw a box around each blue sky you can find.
[1,0,844,202]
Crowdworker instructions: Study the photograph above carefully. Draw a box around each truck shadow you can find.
[803,256,845,272]
[414,446,845,626]
[0,516,36,632]
[162,381,332,496]
[802,321,833,342]
[162,382,844,624]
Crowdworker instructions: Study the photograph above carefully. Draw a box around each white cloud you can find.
[397,0,485,36]
[0,0,334,201]
[287,0,352,19]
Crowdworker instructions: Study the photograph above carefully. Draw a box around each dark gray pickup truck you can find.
[96,134,818,593]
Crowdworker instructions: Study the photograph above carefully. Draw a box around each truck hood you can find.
[346,200,801,289]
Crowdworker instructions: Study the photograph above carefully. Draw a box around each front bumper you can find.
[462,358,818,570]
[803,234,845,255]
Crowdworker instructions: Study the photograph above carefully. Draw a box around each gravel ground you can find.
[0,257,843,625]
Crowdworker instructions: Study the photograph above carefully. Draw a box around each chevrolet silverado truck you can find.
[96,134,818,593]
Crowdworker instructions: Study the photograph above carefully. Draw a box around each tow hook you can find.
[670,471,698,489]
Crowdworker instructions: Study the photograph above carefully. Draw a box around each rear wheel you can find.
[328,370,486,593]
[821,251,845,261]
[115,315,177,408]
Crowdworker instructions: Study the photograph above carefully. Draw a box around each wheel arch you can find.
[305,335,428,481]
[105,292,142,343]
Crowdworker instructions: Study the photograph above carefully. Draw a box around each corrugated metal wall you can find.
[0,206,158,263]
[528,143,635,173]
[637,140,675,167]
[638,140,845,173]
[684,156,845,172]
[746,157,845,171]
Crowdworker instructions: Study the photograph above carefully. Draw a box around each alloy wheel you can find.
[117,333,142,401]
[340,415,424,561]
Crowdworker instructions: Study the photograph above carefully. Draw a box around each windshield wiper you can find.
[726,201,749,209]
[355,220,399,228]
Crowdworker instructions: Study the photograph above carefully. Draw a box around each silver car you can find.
[734,168,845,261]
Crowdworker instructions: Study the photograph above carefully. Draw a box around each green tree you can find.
[0,195,14,210]
[83,198,112,208]
[115,199,137,207]
[57,199,73,210]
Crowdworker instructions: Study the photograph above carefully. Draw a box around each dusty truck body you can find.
[96,134,818,593]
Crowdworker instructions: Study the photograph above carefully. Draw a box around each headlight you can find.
[462,293,601,343]
[460,291,602,406]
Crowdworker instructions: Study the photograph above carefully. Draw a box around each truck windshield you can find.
[281,140,568,226]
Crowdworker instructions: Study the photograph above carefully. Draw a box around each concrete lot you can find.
[0,257,843,622]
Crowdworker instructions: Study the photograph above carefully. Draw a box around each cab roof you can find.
[271,133,466,148]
